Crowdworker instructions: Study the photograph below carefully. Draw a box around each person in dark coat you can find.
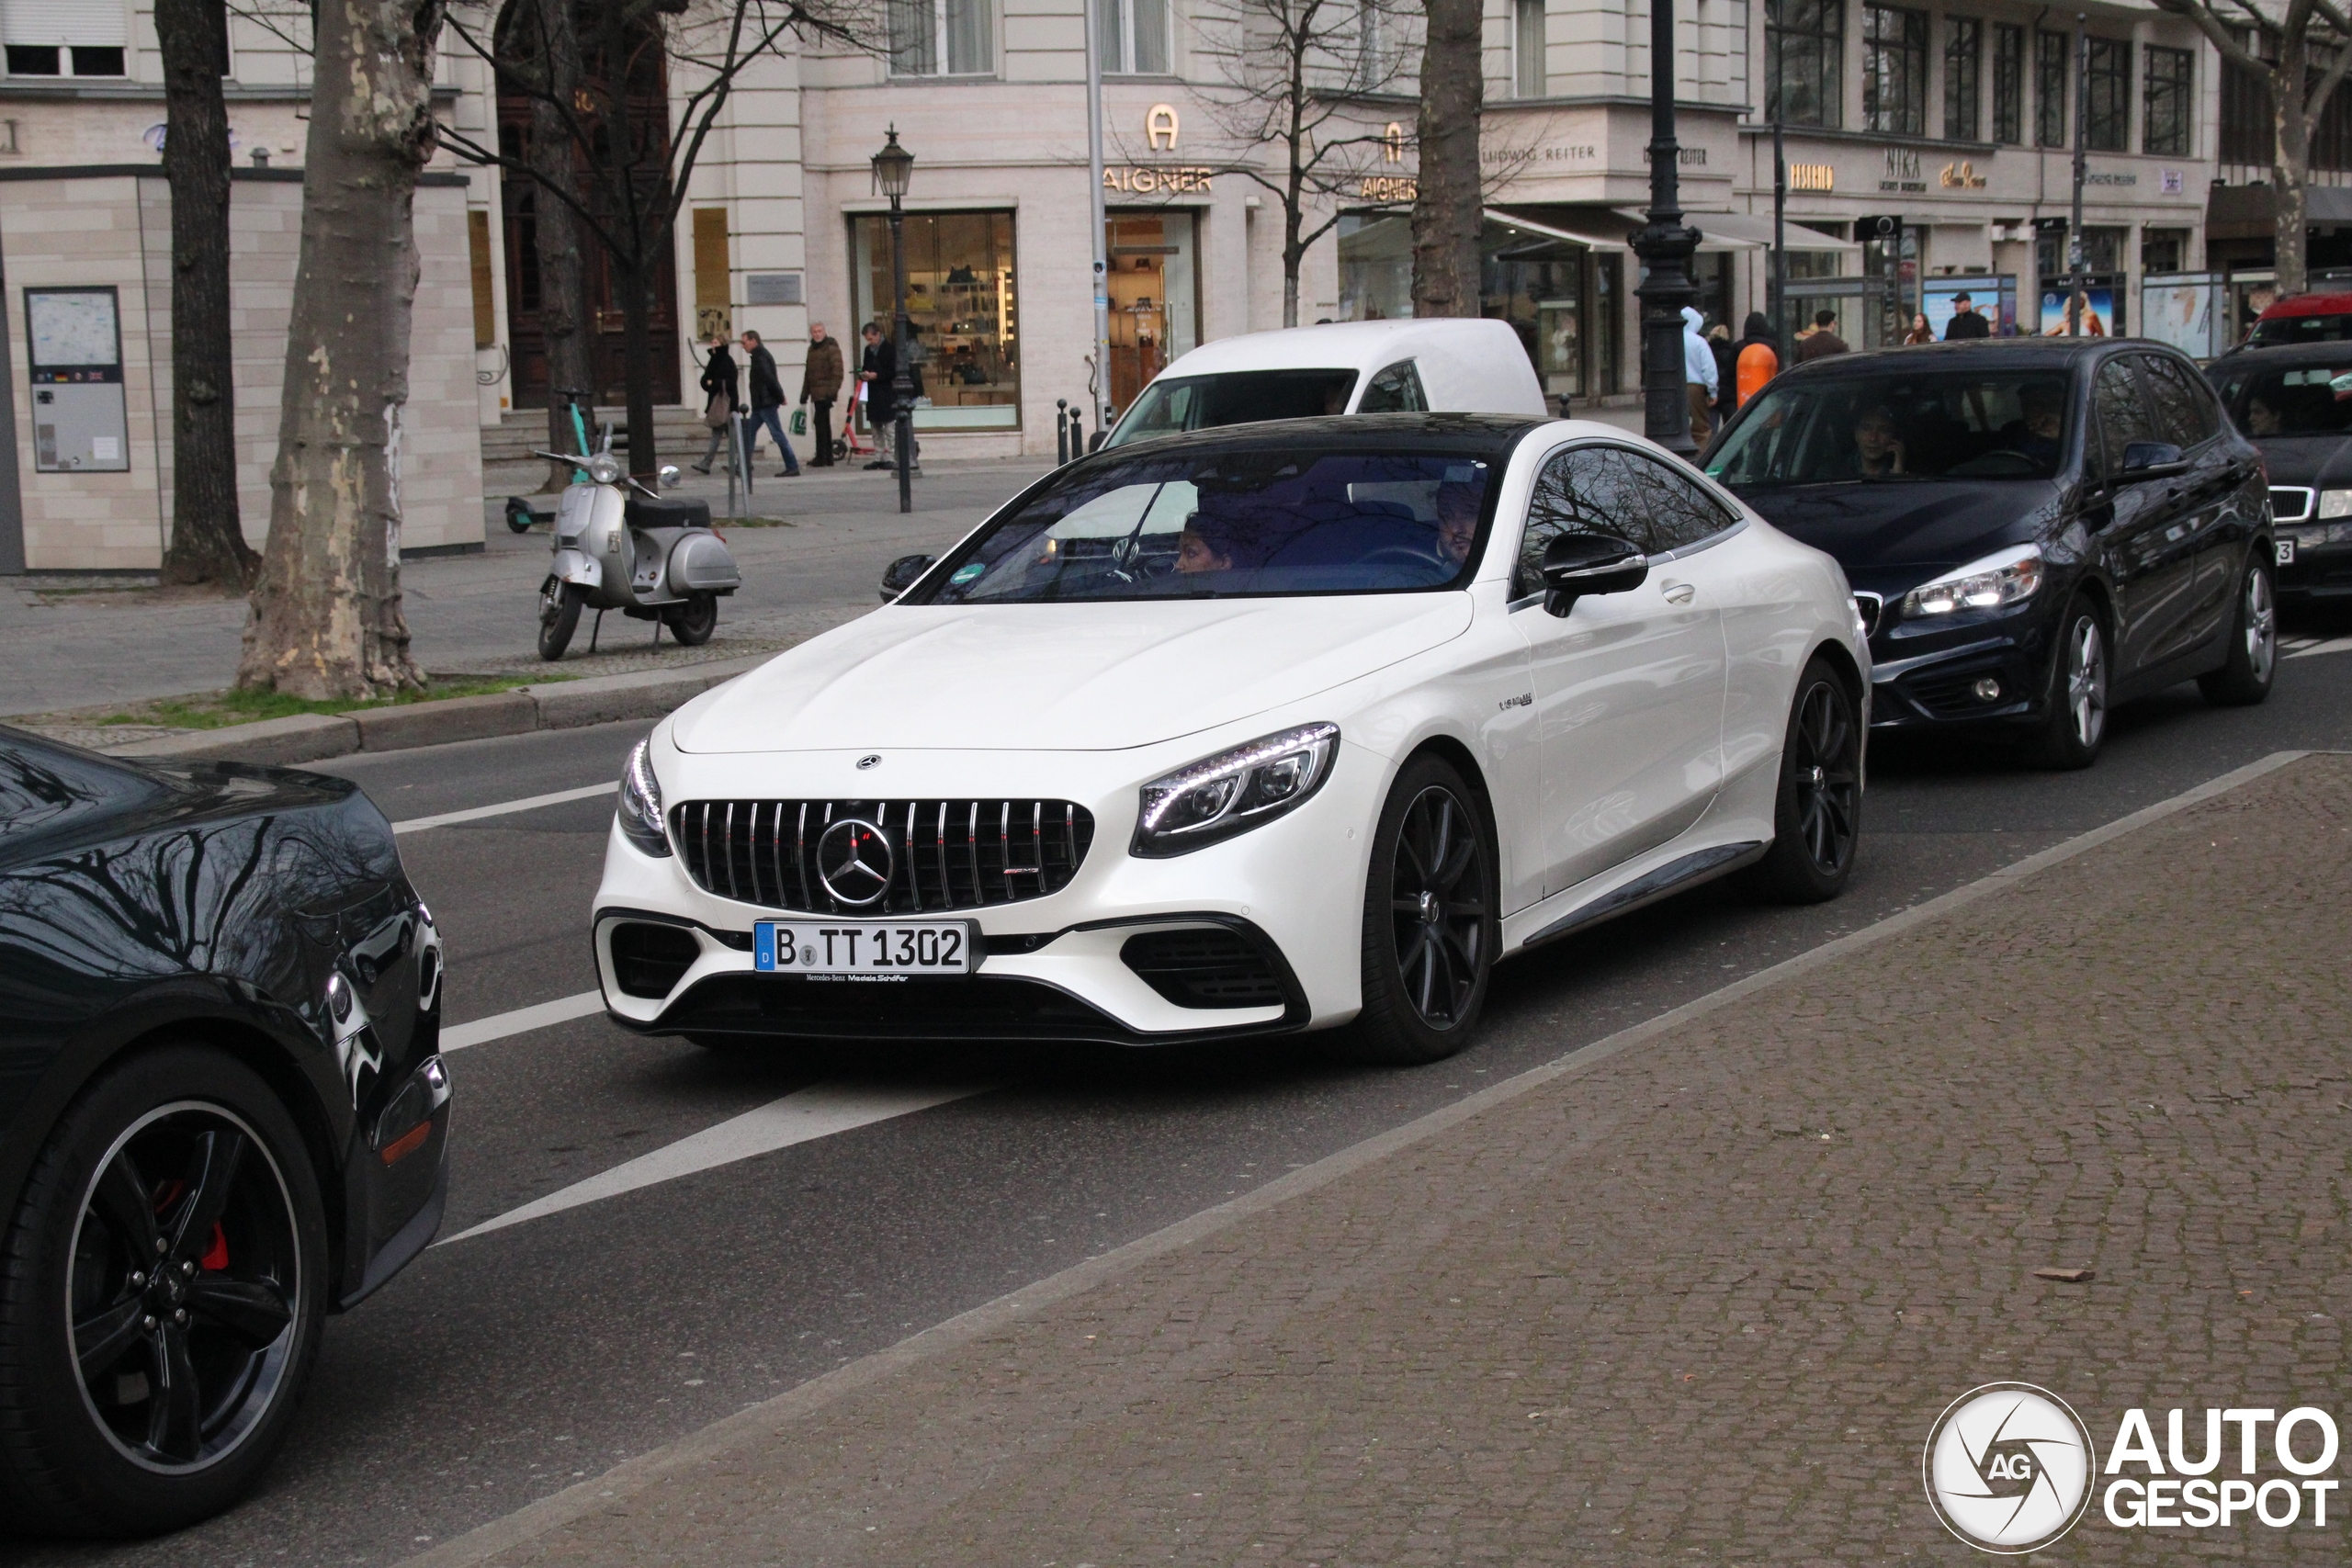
[1709,321,1740,423]
[1795,310,1850,362]
[1942,291,1992,340]
[799,322,845,466]
[739,330,800,476]
[691,338,739,474]
[860,321,899,470]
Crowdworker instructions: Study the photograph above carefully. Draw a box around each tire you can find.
[537,581,585,661]
[662,592,718,648]
[0,1046,328,1537]
[2030,593,2109,770]
[504,498,535,535]
[1335,756,1498,1066]
[2197,551,2278,707]
[1744,655,1863,904]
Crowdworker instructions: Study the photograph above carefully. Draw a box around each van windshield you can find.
[1105,369,1361,446]
[1707,369,2073,484]
[910,448,1493,602]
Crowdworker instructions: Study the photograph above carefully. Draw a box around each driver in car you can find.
[1176,512,1242,574]
[1435,480,1481,568]
[1849,405,1907,476]
[2002,384,2067,466]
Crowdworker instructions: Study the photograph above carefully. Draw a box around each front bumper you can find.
[1865,626,2048,728]
[2275,524,2352,598]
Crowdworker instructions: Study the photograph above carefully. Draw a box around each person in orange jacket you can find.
[1733,312,1781,409]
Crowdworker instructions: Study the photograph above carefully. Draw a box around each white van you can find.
[1102,318,1550,447]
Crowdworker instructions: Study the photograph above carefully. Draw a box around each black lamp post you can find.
[1629,0,1700,456]
[872,126,917,513]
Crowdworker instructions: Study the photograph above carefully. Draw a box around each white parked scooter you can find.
[535,425,741,661]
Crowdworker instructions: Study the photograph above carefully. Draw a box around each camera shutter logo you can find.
[816,818,894,907]
[1923,1383,2097,1553]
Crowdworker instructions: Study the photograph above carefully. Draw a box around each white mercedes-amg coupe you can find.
[592,413,1869,1064]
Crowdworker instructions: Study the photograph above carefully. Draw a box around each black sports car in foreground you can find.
[0,729,448,1537]
[2205,342,2352,606]
[1705,339,2276,767]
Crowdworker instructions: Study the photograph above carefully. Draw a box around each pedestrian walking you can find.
[1681,306,1718,446]
[739,330,801,476]
[800,321,844,468]
[860,321,901,471]
[1709,321,1739,424]
[1904,312,1936,345]
[1733,311,1779,409]
[1942,291,1991,340]
[691,336,739,474]
[1794,310,1849,362]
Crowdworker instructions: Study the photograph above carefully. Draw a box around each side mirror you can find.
[1540,532,1647,616]
[880,553,934,601]
[2119,440,2188,480]
[658,464,682,490]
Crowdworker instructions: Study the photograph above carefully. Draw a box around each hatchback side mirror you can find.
[2119,440,2188,480]
[880,553,934,601]
[1541,532,1647,616]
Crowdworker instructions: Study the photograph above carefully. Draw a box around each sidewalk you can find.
[414,753,2352,1566]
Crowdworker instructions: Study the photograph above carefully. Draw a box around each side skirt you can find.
[1506,840,1768,956]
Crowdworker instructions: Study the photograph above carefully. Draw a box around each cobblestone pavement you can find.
[427,754,2351,1568]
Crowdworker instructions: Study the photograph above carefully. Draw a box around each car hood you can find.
[2248,434,2352,490]
[1731,480,2059,586]
[673,594,1475,754]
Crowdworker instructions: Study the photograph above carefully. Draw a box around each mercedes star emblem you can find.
[816,818,894,907]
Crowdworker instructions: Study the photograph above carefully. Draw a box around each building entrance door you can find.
[1105,212,1199,412]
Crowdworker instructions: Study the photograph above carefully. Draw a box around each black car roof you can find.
[1076,412,1545,465]
[1778,338,2153,378]
[2207,341,2352,370]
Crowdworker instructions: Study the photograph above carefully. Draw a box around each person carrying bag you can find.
[692,338,740,475]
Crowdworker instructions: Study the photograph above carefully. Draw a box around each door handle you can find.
[1661,581,1697,604]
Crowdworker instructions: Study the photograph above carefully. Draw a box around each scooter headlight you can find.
[585,452,623,485]
[616,739,671,857]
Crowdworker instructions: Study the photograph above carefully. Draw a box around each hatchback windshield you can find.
[1106,369,1360,447]
[1707,369,2074,484]
[913,449,1493,602]
[2208,361,2352,435]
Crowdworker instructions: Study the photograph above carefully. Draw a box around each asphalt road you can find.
[17,613,2352,1567]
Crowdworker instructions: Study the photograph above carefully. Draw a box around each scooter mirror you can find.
[659,465,682,489]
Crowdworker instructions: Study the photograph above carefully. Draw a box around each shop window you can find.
[1515,0,1545,97]
[1864,6,1927,135]
[1105,211,1198,411]
[2142,227,2188,274]
[2036,29,2068,148]
[1993,24,2024,144]
[2144,44,2191,156]
[1943,17,1979,141]
[1098,0,1170,74]
[2084,36,2128,152]
[888,0,992,75]
[1355,0,1392,88]
[852,210,1019,430]
[1766,0,1842,130]
[1339,212,1414,321]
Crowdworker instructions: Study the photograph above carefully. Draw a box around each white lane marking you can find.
[393,783,616,835]
[2287,634,2352,660]
[436,1082,993,1245]
[440,991,605,1052]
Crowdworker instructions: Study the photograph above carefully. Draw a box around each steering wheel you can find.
[1358,546,1449,570]
[1947,450,2038,478]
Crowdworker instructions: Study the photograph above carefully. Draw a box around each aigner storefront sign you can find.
[1106,104,1215,195]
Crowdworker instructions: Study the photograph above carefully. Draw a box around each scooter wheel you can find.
[537,584,585,660]
[661,592,717,648]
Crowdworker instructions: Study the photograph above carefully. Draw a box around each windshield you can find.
[1105,369,1361,447]
[911,449,1493,603]
[2209,361,2352,435]
[2247,313,2352,347]
[1707,369,2074,484]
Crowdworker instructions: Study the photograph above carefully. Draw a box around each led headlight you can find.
[2318,489,2352,519]
[585,452,624,485]
[1132,723,1340,858]
[1900,545,2043,618]
[616,739,672,857]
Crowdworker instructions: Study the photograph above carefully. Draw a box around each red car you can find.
[2246,290,2352,347]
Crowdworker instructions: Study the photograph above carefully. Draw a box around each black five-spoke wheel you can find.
[1348,756,1497,1064]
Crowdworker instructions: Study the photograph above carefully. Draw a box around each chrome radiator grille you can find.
[673,799,1096,913]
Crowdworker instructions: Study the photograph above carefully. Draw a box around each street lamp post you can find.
[1629,0,1700,456]
[872,127,917,513]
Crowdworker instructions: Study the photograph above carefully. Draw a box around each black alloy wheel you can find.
[1747,655,1862,904]
[2030,593,2109,770]
[0,1048,326,1536]
[662,591,718,648]
[537,581,585,661]
[1343,756,1497,1065]
[2197,553,2278,707]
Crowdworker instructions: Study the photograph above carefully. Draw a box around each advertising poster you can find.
[2040,276,2120,337]
[2140,275,2221,359]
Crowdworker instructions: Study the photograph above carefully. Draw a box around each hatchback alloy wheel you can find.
[2199,557,2278,707]
[2244,566,2278,682]
[69,1103,302,1473]
[2064,614,2107,753]
[1388,785,1488,1028]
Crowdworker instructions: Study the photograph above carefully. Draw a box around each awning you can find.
[2206,181,2352,241]
[1486,208,1764,254]
[1611,208,1862,253]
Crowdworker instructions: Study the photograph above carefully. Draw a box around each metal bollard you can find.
[1056,399,1069,465]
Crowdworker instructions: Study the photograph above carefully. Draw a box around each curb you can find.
[105,654,769,766]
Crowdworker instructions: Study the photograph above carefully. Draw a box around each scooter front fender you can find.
[549,547,604,592]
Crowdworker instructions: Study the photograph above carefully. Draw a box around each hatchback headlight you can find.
[1900,545,2043,618]
[2319,489,2352,519]
[585,452,623,485]
[1132,723,1339,857]
[617,739,671,857]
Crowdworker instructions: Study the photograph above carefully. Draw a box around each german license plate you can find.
[2278,537,2298,566]
[753,920,975,976]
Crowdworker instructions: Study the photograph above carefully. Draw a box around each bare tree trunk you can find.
[155,0,258,587]
[1410,0,1483,317]
[529,0,594,489]
[2277,36,2313,297]
[238,0,446,700]
[617,259,659,472]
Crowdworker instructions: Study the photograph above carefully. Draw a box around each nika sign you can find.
[1108,103,1213,193]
